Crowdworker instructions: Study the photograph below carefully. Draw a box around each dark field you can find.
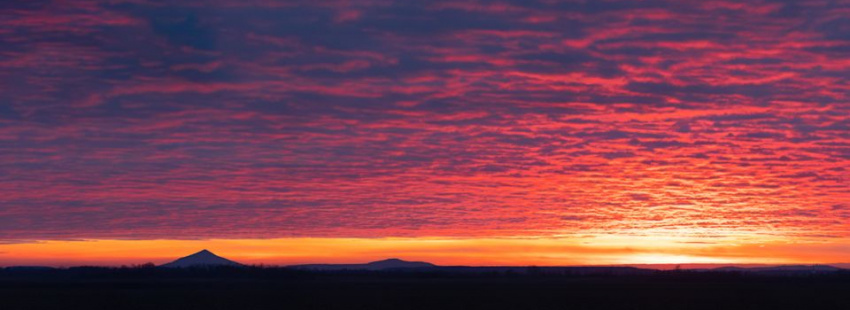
[3,268,850,310]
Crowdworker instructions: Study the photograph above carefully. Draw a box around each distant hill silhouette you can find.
[160,249,243,268]
[291,259,659,275]
[833,263,850,269]
[2,266,55,271]
[292,258,436,270]
[708,264,843,274]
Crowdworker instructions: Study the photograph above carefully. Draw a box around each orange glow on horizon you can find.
[1,236,848,267]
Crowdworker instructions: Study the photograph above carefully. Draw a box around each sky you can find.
[0,0,848,267]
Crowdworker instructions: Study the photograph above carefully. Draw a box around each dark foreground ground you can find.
[2,267,850,310]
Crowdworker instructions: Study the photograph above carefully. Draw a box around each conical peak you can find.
[160,249,243,268]
[186,249,214,257]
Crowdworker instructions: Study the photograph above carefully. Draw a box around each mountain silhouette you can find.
[365,258,435,269]
[292,258,435,270]
[833,263,850,269]
[160,249,243,268]
[711,264,842,274]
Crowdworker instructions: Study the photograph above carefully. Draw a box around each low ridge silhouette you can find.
[292,258,436,270]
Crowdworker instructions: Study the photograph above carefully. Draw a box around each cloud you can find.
[0,0,847,243]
